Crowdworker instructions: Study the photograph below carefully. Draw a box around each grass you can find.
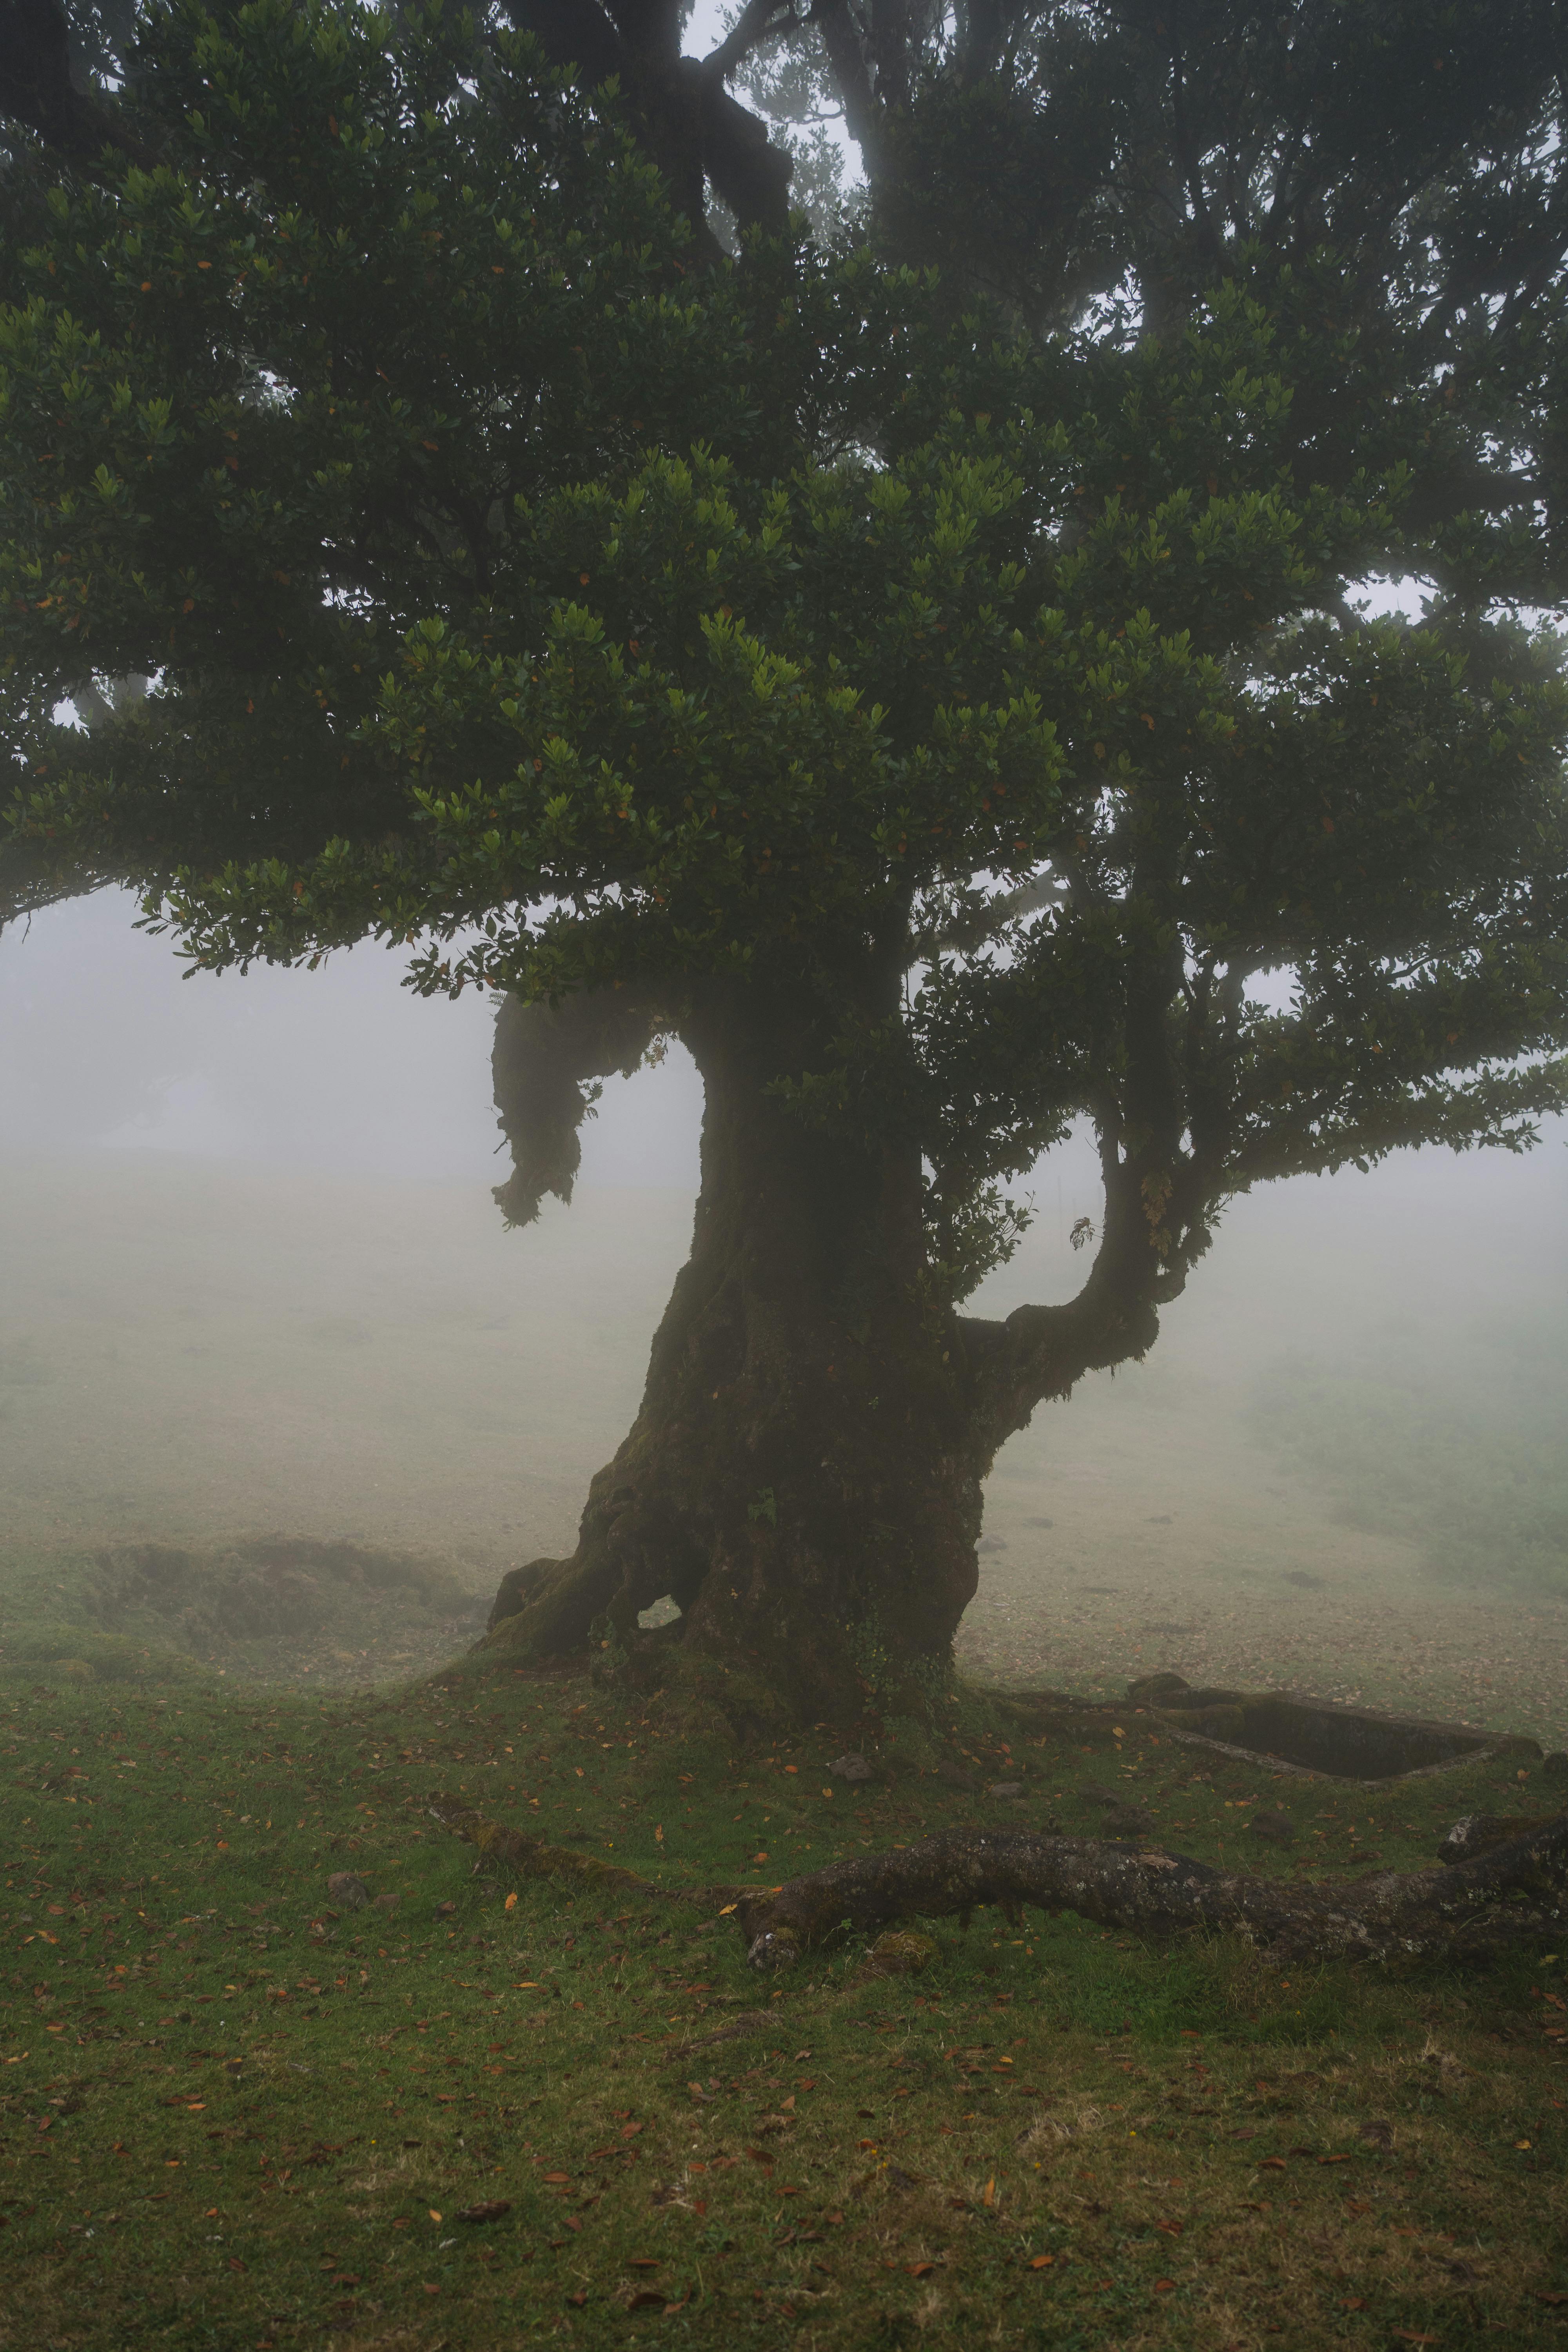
[2,1654,1566,2350]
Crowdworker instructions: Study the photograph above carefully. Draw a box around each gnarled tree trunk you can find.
[484,980,995,1722]
[482,969,1178,1726]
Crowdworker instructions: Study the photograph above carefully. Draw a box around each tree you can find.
[4,0,1567,1730]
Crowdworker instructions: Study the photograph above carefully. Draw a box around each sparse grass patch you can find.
[2,1655,1565,2349]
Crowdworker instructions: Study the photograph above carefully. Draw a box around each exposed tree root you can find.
[428,1795,1568,1972]
[730,1818,1568,1970]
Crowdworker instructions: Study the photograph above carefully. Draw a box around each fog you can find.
[3,887,1566,1737]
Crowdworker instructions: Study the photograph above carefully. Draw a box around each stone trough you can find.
[1126,1671,1543,1786]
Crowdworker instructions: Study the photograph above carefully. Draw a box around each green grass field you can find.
[2,1656,1566,2352]
[3,1150,1568,2346]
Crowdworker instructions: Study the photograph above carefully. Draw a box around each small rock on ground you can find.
[1077,1782,1122,1808]
[326,1871,370,1909]
[1101,1805,1154,1837]
[830,1753,873,1782]
[1250,1809,1295,1845]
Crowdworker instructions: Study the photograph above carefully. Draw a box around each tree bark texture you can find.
[485,984,995,1722]
[430,1793,1568,1971]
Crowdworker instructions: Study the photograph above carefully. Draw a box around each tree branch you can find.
[428,1794,1568,1973]
[0,0,152,164]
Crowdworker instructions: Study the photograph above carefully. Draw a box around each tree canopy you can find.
[4,0,1567,1713]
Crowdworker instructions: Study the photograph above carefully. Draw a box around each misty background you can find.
[2,886,1566,1735]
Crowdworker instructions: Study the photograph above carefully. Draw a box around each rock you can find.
[1127,1671,1191,1706]
[1543,1753,1568,1786]
[866,1930,938,1975]
[990,1782,1025,1799]
[830,1753,873,1783]
[1101,1805,1154,1838]
[976,1535,1008,1554]
[1250,1809,1295,1846]
[1077,1782,1123,1808]
[1436,1813,1554,1866]
[373,1891,401,1915]
[326,1871,371,1909]
[455,2200,512,2225]
[435,1898,457,1917]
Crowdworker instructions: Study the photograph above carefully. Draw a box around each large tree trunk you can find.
[483,982,991,1726]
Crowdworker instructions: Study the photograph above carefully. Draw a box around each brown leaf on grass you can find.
[1537,2291,1568,2307]
[1154,2219,1183,2237]
[627,2258,660,2270]
[1153,2277,1176,2292]
[1258,2157,1287,2171]
[627,2290,665,2309]
[1391,2334,1439,2346]
[1339,2298,1368,2310]
[1027,2254,1055,2270]
[907,2262,937,2278]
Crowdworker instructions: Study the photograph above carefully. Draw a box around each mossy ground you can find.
[2,1652,1565,2351]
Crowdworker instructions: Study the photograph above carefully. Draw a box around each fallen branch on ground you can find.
[428,1794,1568,1970]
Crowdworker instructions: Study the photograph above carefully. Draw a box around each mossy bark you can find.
[429,1793,1568,1971]
[484,982,990,1725]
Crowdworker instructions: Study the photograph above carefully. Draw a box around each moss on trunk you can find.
[483,984,992,1724]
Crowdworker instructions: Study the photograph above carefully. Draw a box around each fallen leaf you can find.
[505,1894,517,1911]
[1155,2219,1183,2237]
[907,2262,936,2278]
[627,2290,665,2311]
[1154,2277,1176,2292]
[1390,2334,1438,2346]
[541,2172,570,2184]
[427,2209,441,2222]
[1028,2254,1054,2270]
[1258,2158,1287,2171]
[982,2176,996,2208]
[1340,2297,1368,2311]
[628,2258,661,2270]
[1318,2153,1352,2166]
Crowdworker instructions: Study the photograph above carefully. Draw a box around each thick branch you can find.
[733,1815,1568,1970]
[429,1796,1568,1973]
[0,0,151,163]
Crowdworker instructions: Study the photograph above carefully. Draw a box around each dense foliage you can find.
[5,0,1567,1303]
